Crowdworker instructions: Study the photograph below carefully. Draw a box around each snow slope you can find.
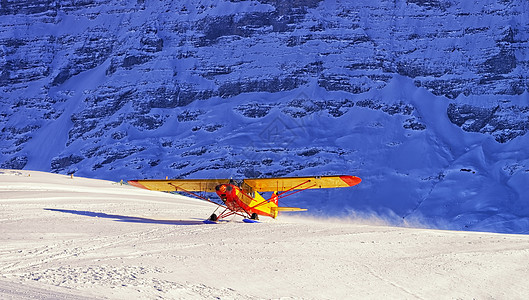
[1,0,529,234]
[1,169,529,299]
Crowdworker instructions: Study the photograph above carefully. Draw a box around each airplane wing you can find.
[128,175,361,193]
[128,179,231,192]
[243,175,361,192]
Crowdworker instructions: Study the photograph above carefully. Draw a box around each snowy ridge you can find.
[1,0,529,233]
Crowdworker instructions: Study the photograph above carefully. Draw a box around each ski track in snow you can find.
[2,0,529,235]
[1,170,529,299]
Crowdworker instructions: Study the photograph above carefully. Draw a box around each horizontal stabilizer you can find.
[271,207,307,212]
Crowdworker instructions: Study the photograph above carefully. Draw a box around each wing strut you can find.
[277,184,316,201]
[277,179,311,197]
[276,180,317,201]
[167,183,214,204]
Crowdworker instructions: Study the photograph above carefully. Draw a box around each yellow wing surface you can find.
[243,175,361,192]
[128,179,230,192]
[128,175,361,193]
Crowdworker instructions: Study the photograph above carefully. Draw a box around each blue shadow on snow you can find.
[44,208,206,225]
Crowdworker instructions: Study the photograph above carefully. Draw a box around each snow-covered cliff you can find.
[1,0,529,233]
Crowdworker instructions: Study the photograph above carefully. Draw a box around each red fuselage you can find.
[214,184,277,218]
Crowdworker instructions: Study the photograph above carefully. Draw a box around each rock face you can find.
[1,0,529,233]
[447,103,529,143]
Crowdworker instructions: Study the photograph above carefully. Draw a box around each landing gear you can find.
[243,213,260,223]
[208,213,218,222]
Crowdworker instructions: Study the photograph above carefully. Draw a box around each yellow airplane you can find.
[129,175,361,222]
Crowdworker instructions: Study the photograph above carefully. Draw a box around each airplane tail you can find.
[267,192,306,218]
[255,191,306,218]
